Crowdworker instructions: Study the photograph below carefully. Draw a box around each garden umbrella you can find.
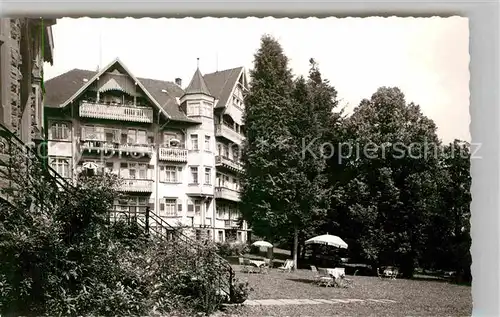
[82,162,100,170]
[305,234,348,249]
[251,240,273,248]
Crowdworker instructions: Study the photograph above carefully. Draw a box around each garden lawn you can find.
[221,265,472,316]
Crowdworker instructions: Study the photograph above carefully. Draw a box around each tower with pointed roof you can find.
[180,63,218,235]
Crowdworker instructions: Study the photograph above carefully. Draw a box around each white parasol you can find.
[251,240,273,248]
[305,234,348,249]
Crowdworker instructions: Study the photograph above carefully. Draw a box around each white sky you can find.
[44,17,470,143]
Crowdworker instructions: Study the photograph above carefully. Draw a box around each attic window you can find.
[161,89,168,93]
[83,78,89,82]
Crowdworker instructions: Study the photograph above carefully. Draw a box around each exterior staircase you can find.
[0,123,235,302]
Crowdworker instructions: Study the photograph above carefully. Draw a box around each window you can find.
[237,232,242,242]
[114,196,148,214]
[218,230,224,242]
[194,199,201,215]
[50,122,70,140]
[217,143,222,155]
[232,146,240,162]
[196,230,201,241]
[160,199,177,217]
[190,166,198,184]
[50,157,71,178]
[187,102,201,116]
[163,132,183,147]
[32,85,41,129]
[204,167,211,185]
[223,145,229,158]
[160,165,182,183]
[127,129,147,144]
[105,162,114,173]
[190,134,198,150]
[206,230,211,240]
[204,135,210,151]
[121,162,148,179]
[201,102,213,118]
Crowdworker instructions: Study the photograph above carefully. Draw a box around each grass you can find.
[221,265,472,316]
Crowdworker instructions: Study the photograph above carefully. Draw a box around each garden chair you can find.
[377,267,384,279]
[239,257,250,273]
[277,259,293,273]
[260,258,271,274]
[391,268,399,280]
[243,257,257,273]
[315,267,335,287]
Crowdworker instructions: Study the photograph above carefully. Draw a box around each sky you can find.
[44,17,470,143]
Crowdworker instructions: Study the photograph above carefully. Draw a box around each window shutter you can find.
[177,199,183,212]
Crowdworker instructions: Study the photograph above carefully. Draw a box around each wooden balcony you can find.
[80,141,153,156]
[159,146,188,162]
[215,155,243,173]
[224,220,240,229]
[215,186,240,202]
[119,179,153,193]
[80,101,153,123]
[80,141,118,153]
[118,144,154,156]
[215,124,245,144]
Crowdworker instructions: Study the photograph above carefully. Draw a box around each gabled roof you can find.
[203,67,244,109]
[183,68,212,97]
[44,58,197,123]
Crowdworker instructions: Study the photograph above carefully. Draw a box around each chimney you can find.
[175,78,182,87]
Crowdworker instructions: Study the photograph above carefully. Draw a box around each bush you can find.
[230,279,253,304]
[216,240,249,257]
[0,155,235,316]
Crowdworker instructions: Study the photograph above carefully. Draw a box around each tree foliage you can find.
[240,38,339,264]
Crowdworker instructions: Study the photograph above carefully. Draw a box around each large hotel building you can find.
[44,58,250,242]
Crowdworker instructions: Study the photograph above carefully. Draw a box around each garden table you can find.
[249,260,266,268]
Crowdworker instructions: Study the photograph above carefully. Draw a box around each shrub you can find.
[230,279,253,304]
[0,149,235,316]
[216,240,249,257]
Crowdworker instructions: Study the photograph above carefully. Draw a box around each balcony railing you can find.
[159,146,188,162]
[120,179,153,193]
[80,101,153,123]
[80,141,153,156]
[80,141,118,152]
[215,186,240,202]
[215,124,245,144]
[224,220,240,229]
[119,144,153,155]
[215,155,243,172]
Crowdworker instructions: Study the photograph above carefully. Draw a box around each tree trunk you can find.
[300,242,306,260]
[293,227,298,271]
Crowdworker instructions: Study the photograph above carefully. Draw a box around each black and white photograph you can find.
[0,16,473,316]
